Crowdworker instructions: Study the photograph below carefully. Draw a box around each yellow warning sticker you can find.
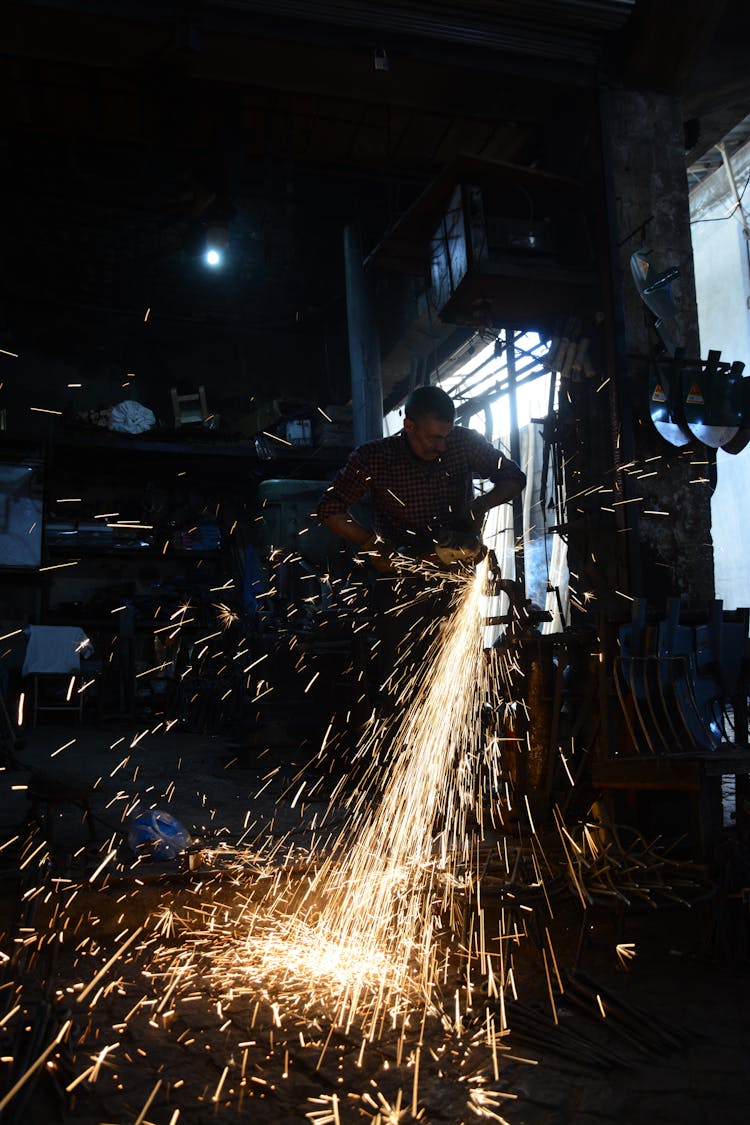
[685,383,704,405]
[651,383,667,403]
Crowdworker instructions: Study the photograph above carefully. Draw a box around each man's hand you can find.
[359,533,398,574]
[444,511,481,537]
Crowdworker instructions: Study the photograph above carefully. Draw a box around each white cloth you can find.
[22,626,91,676]
[109,400,156,434]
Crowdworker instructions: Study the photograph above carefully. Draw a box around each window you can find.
[443,330,569,635]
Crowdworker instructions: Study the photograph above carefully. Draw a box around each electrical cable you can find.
[690,163,750,304]
[689,168,750,224]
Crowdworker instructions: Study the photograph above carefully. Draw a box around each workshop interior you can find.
[1,2,750,1123]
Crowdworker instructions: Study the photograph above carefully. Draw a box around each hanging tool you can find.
[682,350,744,448]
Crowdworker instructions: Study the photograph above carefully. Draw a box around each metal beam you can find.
[344,223,383,444]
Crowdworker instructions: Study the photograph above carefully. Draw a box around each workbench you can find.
[592,747,750,860]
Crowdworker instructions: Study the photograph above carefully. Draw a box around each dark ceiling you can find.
[1,0,749,424]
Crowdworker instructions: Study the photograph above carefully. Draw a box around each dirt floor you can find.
[1,721,749,1125]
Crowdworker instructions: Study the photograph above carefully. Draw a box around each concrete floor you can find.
[1,719,749,1124]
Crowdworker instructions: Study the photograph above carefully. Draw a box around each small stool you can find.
[26,770,97,847]
[29,673,84,727]
[171,385,208,426]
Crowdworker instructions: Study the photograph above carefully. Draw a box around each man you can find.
[316,385,525,716]
[317,385,526,568]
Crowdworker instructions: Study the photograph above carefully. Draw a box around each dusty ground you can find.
[1,721,749,1125]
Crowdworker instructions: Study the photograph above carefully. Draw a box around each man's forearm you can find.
[469,468,526,519]
[321,512,373,548]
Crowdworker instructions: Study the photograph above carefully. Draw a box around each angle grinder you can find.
[433,523,486,567]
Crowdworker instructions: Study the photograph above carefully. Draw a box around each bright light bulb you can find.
[205,249,221,267]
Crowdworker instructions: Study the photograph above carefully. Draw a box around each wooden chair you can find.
[20,625,91,727]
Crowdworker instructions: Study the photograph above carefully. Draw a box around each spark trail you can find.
[123,559,508,1062]
[257,558,503,1024]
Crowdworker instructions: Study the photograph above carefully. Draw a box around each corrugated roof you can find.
[213,0,637,64]
[688,112,750,192]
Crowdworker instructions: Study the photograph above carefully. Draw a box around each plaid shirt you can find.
[317,427,525,544]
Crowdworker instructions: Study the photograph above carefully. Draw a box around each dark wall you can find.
[1,130,408,431]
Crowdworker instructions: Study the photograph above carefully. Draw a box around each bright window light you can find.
[205,249,221,267]
[443,331,551,443]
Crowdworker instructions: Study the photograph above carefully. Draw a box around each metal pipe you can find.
[597,78,642,598]
[343,222,384,444]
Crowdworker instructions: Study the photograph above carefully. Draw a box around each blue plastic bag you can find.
[128,809,192,860]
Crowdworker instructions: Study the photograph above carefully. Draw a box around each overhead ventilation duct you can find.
[371,156,597,334]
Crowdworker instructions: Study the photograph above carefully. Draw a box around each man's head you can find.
[403,385,455,461]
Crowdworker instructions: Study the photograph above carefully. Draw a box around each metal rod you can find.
[505,328,525,593]
[717,142,750,236]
